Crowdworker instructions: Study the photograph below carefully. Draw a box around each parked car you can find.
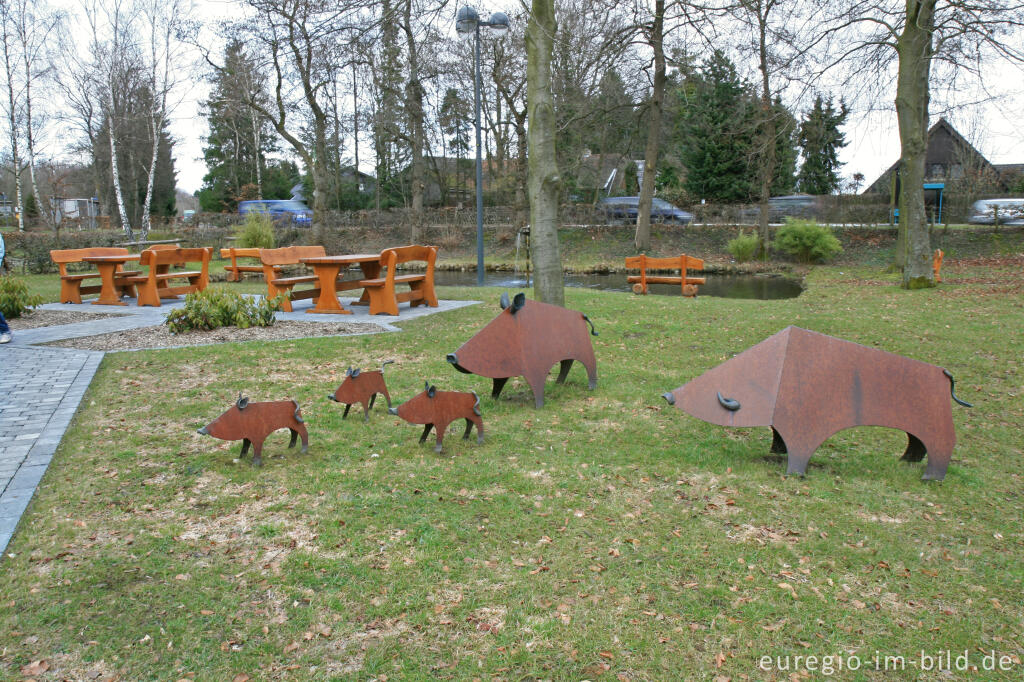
[742,194,823,222]
[967,198,1024,225]
[597,196,693,225]
[238,199,313,225]
[182,209,195,223]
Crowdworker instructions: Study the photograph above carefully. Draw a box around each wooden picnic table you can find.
[82,254,141,305]
[298,254,381,314]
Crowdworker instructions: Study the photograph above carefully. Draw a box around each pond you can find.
[433,270,803,300]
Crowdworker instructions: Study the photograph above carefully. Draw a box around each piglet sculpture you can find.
[447,292,598,408]
[328,360,394,420]
[197,395,309,466]
[662,327,972,481]
[388,382,484,453]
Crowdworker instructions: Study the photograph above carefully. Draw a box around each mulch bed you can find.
[6,310,126,330]
[42,321,389,352]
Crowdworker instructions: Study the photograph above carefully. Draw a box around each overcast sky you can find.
[54,0,1024,196]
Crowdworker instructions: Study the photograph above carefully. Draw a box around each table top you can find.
[299,254,380,265]
[82,254,141,263]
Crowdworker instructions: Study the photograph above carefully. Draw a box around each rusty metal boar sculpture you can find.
[198,395,309,466]
[447,292,598,408]
[662,326,972,481]
[328,360,394,421]
[388,382,484,453]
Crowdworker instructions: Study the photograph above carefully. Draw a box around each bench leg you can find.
[408,280,438,308]
[367,286,399,316]
[276,288,295,312]
[60,279,83,304]
[135,281,162,307]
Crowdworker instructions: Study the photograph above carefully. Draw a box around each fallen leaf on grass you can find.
[284,642,300,653]
[21,660,49,676]
[232,675,250,682]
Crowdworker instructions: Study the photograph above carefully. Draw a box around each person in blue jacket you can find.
[0,232,10,343]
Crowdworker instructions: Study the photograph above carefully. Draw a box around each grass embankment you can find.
[1,261,1023,680]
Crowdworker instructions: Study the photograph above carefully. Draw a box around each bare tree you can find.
[84,0,137,237]
[0,0,25,231]
[137,0,189,238]
[9,0,61,230]
[825,0,1024,288]
[634,0,666,252]
[527,0,563,305]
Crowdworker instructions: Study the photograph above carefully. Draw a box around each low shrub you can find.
[165,286,282,334]
[0,275,44,318]
[727,230,763,262]
[774,218,843,263]
[234,212,275,249]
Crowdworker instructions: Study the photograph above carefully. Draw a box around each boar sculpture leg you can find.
[198,396,309,467]
[662,327,972,481]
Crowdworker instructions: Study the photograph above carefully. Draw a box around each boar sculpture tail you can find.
[381,359,395,374]
[943,369,972,408]
[582,314,599,336]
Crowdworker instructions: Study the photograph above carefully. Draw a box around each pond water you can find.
[433,270,803,300]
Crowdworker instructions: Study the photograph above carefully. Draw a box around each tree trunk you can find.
[895,0,935,288]
[106,86,133,238]
[635,0,665,253]
[527,0,564,306]
[140,113,160,238]
[402,0,424,240]
[514,116,528,228]
[756,3,776,257]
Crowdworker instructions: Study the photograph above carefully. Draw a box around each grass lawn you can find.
[1,260,1023,680]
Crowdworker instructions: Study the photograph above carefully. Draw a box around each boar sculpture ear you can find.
[511,292,526,314]
[351,368,361,378]
[428,385,437,398]
[500,291,511,310]
[345,366,353,377]
[237,394,249,410]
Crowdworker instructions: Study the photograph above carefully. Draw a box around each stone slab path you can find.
[1,295,477,554]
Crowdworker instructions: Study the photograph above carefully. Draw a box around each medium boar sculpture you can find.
[328,360,394,421]
[388,382,484,453]
[447,292,598,408]
[662,327,972,481]
[197,395,309,467]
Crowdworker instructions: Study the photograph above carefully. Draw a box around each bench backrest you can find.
[50,247,131,276]
[379,245,438,270]
[139,246,212,268]
[258,245,326,267]
[624,254,704,271]
[220,247,262,259]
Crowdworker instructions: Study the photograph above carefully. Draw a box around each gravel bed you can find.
[6,309,127,330]
[42,321,388,351]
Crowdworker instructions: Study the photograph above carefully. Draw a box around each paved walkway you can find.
[1,295,477,554]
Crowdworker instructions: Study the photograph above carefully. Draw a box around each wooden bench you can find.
[361,245,439,316]
[259,246,327,312]
[221,247,279,282]
[625,253,706,297]
[123,247,212,307]
[50,247,141,304]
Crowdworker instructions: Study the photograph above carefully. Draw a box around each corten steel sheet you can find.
[388,383,484,453]
[198,396,309,467]
[328,360,394,421]
[447,293,598,408]
[662,327,972,481]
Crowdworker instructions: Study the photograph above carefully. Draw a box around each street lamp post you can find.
[456,6,510,287]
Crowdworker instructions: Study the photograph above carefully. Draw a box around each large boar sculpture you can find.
[662,327,972,481]
[447,292,598,408]
[198,395,309,467]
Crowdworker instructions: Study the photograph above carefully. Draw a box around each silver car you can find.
[968,198,1024,225]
